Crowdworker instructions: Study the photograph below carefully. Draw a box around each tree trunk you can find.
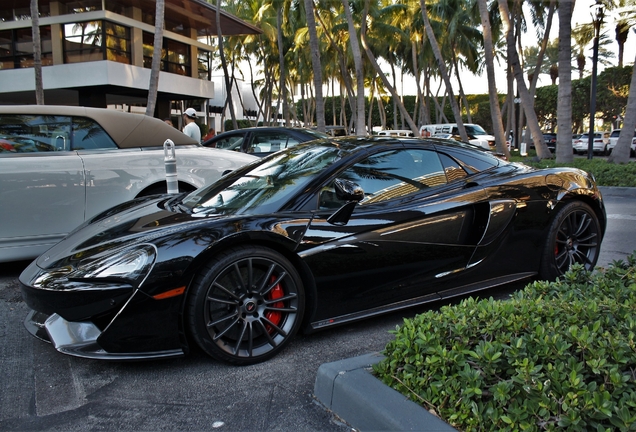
[216,0,238,130]
[419,0,468,142]
[477,0,509,158]
[360,0,418,135]
[556,0,574,163]
[276,6,290,126]
[608,50,636,164]
[30,0,44,105]
[303,0,326,132]
[342,0,366,135]
[145,0,164,117]
[498,0,550,159]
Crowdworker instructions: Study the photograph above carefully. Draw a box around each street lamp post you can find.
[587,0,605,160]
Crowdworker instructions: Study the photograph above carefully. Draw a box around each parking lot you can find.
[1,186,635,431]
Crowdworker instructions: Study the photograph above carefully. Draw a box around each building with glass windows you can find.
[0,0,260,121]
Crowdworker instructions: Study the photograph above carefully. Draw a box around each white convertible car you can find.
[0,105,257,262]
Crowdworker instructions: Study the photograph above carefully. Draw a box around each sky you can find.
[400,0,636,96]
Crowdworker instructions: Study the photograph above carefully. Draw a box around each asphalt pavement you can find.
[1,186,635,431]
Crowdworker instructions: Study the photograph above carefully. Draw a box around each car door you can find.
[297,147,491,323]
[0,114,85,261]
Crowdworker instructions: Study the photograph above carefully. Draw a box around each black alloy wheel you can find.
[539,201,602,280]
[187,246,305,365]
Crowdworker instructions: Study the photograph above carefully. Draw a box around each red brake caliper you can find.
[264,277,284,333]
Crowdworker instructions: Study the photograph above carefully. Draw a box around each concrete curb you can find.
[314,353,457,431]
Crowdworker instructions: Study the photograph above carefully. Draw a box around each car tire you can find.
[538,201,602,281]
[187,246,305,365]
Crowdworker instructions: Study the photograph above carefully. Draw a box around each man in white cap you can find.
[182,108,201,142]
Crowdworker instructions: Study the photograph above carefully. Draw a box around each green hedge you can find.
[374,255,636,431]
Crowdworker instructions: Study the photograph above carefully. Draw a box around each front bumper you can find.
[24,309,184,360]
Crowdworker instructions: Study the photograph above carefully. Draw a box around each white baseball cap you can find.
[184,108,197,118]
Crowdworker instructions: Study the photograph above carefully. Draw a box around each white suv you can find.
[606,128,636,156]
[572,132,609,155]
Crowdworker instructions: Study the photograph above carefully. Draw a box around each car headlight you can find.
[67,244,157,286]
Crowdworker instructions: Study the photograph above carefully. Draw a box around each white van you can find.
[420,123,495,150]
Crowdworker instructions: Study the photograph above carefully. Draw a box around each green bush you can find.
[374,254,636,431]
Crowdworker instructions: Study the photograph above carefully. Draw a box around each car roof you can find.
[0,105,198,148]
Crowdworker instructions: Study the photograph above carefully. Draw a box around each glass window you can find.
[319,149,447,208]
[104,22,130,64]
[210,135,244,151]
[71,117,118,150]
[249,132,301,153]
[0,115,71,153]
[0,27,52,69]
[143,33,190,76]
[439,153,468,182]
[198,50,210,80]
[440,147,500,174]
[64,21,104,63]
[64,21,130,64]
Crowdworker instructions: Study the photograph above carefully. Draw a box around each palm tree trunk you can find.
[303,0,326,132]
[145,0,164,117]
[477,0,508,158]
[341,0,366,136]
[30,0,44,105]
[608,50,636,164]
[362,0,419,135]
[276,6,290,126]
[556,0,574,163]
[419,0,468,142]
[498,0,550,159]
[216,0,238,130]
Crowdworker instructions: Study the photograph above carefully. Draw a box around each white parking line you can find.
[607,214,636,220]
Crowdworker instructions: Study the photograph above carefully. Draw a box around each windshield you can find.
[181,144,343,216]
[465,125,488,135]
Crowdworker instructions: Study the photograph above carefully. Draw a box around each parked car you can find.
[203,127,328,157]
[606,128,636,156]
[0,105,257,263]
[542,132,557,152]
[572,132,609,155]
[21,137,605,365]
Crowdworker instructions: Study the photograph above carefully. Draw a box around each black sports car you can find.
[20,137,606,365]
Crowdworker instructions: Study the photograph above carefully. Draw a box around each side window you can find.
[0,114,71,153]
[71,117,118,150]
[439,153,468,182]
[319,149,447,209]
[214,135,244,151]
[249,132,292,153]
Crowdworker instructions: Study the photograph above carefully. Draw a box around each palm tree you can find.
[341,0,366,136]
[303,0,326,132]
[498,0,550,159]
[607,7,636,164]
[555,0,574,163]
[30,0,44,105]
[476,0,507,157]
[418,0,468,141]
[145,0,164,117]
[361,0,419,135]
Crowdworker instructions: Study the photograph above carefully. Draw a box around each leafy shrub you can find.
[374,254,636,431]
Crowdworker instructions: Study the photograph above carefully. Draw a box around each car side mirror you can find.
[333,178,364,202]
[327,179,364,226]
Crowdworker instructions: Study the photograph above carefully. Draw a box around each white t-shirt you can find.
[183,121,201,142]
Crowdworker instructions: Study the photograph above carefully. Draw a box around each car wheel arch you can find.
[179,234,319,336]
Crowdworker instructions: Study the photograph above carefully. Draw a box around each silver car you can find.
[0,105,257,262]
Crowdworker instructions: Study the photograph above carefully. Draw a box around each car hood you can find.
[35,196,219,270]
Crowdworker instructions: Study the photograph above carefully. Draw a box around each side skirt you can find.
[308,272,536,332]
